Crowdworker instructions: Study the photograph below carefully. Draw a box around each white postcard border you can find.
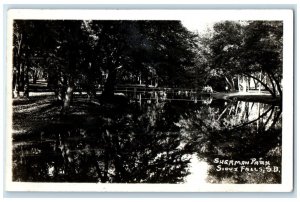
[5,9,294,192]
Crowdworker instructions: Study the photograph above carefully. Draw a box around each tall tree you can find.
[90,20,199,99]
[202,20,283,97]
[13,20,37,98]
[242,21,283,97]
[12,20,96,113]
[208,21,244,91]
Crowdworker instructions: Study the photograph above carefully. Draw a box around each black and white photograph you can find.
[5,9,294,192]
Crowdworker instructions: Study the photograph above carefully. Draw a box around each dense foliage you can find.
[201,21,283,96]
[12,20,283,111]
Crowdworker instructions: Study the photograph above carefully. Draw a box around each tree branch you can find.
[263,106,275,130]
[217,105,230,121]
[268,71,283,98]
[266,72,276,96]
[270,108,282,129]
[232,106,273,129]
[242,73,276,97]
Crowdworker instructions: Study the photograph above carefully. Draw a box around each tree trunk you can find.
[32,69,37,84]
[225,76,234,91]
[248,77,251,91]
[268,71,282,98]
[242,73,276,98]
[242,76,247,92]
[13,84,19,98]
[24,65,29,97]
[61,82,74,115]
[19,62,25,97]
[12,69,17,97]
[102,69,117,99]
[13,67,19,98]
[237,75,240,92]
[266,72,276,96]
[56,87,65,102]
[14,62,23,98]
[234,105,273,129]
[259,71,262,93]
[13,34,23,98]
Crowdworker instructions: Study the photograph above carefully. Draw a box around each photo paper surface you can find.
[5,9,294,192]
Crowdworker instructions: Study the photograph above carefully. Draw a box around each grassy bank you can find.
[12,95,127,135]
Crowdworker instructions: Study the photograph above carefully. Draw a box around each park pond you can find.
[12,92,282,184]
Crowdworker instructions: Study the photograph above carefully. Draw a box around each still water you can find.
[12,93,282,184]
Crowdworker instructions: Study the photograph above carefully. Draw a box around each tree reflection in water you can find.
[13,97,282,183]
[176,99,282,184]
[13,100,192,183]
